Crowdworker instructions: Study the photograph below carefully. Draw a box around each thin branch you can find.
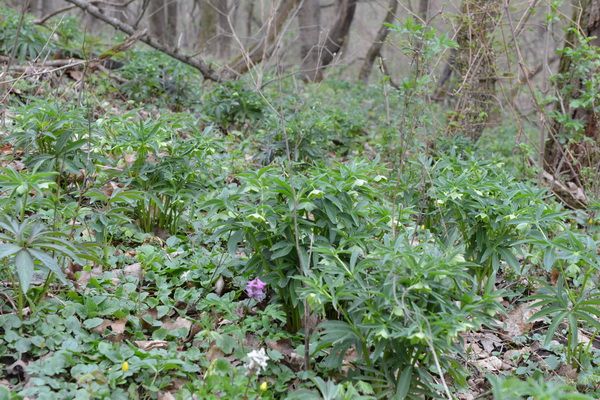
[34,5,77,25]
[63,0,221,81]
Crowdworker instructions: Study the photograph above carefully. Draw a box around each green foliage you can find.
[424,155,564,290]
[307,233,496,398]
[205,160,389,329]
[1,7,600,397]
[100,114,224,234]
[489,374,594,399]
[7,101,89,175]
[0,216,77,316]
[0,7,54,60]
[529,230,600,364]
[203,81,265,131]
[117,50,202,108]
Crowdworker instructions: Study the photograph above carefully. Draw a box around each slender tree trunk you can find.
[148,0,167,44]
[417,0,429,21]
[544,0,600,202]
[298,0,322,82]
[318,0,357,69]
[224,0,300,77]
[198,0,217,53]
[445,0,501,140]
[358,0,397,83]
[166,0,178,47]
[216,0,232,58]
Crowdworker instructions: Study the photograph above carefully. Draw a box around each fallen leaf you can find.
[92,318,127,338]
[157,393,175,400]
[77,265,103,289]
[475,356,503,372]
[67,69,84,81]
[134,340,169,351]
[162,317,192,334]
[206,342,225,362]
[479,333,501,354]
[503,302,540,337]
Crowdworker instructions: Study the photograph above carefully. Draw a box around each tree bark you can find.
[358,0,397,83]
[298,0,322,82]
[318,0,357,68]
[543,0,600,202]
[445,0,501,140]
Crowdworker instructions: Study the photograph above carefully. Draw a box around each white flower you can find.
[245,348,269,374]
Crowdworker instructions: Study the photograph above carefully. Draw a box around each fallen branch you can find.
[63,0,220,82]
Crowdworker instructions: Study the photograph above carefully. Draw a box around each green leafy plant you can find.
[0,216,77,317]
[488,374,594,399]
[529,230,600,365]
[0,7,55,60]
[425,155,564,291]
[203,81,265,131]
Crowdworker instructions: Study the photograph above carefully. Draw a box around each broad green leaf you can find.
[0,243,21,259]
[29,249,67,284]
[394,366,413,400]
[15,250,34,293]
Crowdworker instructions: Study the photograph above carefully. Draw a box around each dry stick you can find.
[503,0,586,206]
[63,0,220,82]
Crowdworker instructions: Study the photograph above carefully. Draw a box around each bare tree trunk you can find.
[216,0,232,58]
[544,0,600,202]
[298,0,322,82]
[198,0,217,53]
[358,0,397,83]
[148,0,178,47]
[319,0,357,68]
[166,0,178,47]
[446,0,501,140]
[224,0,300,77]
[417,0,429,21]
[148,0,167,44]
[246,1,254,38]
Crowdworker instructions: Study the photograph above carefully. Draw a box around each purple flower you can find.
[246,278,267,301]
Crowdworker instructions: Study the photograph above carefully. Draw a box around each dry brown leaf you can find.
[503,303,540,337]
[112,263,143,284]
[557,363,578,380]
[92,318,127,339]
[67,69,84,81]
[77,265,103,289]
[157,393,175,400]
[266,339,294,358]
[134,340,169,351]
[162,317,192,334]
[206,342,225,362]
[475,356,504,372]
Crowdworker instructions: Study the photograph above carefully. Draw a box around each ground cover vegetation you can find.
[0,2,600,399]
